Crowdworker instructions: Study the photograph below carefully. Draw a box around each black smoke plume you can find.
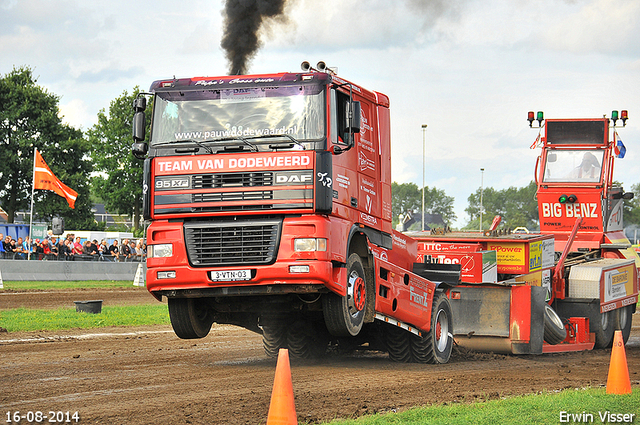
[221,0,288,75]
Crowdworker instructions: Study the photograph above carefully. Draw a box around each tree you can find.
[464,181,539,230]
[88,88,151,233]
[0,66,95,227]
[391,182,456,228]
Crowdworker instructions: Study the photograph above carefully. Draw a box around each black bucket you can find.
[74,300,103,314]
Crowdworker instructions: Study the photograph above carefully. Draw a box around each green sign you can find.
[31,224,48,239]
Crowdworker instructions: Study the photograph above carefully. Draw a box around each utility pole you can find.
[479,168,485,231]
[422,124,427,231]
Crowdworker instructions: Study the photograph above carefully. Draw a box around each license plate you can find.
[210,269,252,282]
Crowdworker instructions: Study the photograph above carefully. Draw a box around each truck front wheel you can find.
[323,253,367,337]
[168,298,214,339]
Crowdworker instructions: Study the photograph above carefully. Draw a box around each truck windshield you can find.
[542,149,604,183]
[150,84,325,147]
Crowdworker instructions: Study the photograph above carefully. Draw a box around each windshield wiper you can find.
[243,133,306,150]
[154,139,213,154]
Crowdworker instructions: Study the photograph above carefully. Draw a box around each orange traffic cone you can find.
[266,348,298,425]
[606,330,632,395]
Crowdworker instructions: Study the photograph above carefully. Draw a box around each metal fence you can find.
[0,252,145,262]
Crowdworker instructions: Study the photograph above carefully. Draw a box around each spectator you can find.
[41,239,52,259]
[34,239,44,260]
[72,237,84,255]
[2,235,12,256]
[49,237,59,259]
[121,238,132,260]
[129,240,138,260]
[0,233,5,258]
[108,239,120,262]
[22,236,33,259]
[14,237,26,260]
[82,241,91,255]
[135,240,144,260]
[59,239,72,259]
[98,240,108,258]
[90,240,99,255]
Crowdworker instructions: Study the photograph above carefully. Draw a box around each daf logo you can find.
[155,177,190,190]
[275,172,313,185]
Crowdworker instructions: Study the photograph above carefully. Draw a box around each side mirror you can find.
[346,101,361,134]
[132,142,148,160]
[132,111,146,142]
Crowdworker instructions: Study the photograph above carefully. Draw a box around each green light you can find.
[612,110,619,120]
[536,111,544,121]
[559,194,569,203]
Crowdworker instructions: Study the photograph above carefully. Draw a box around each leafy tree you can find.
[391,182,456,228]
[464,181,539,230]
[88,88,151,233]
[620,182,640,227]
[0,66,95,228]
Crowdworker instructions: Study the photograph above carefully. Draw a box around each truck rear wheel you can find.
[386,326,412,362]
[323,253,367,337]
[416,292,453,364]
[168,298,213,339]
[287,320,328,359]
[615,305,633,344]
[386,292,453,364]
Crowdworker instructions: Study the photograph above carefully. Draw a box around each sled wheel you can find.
[386,325,412,363]
[323,253,367,337]
[168,298,213,339]
[543,304,567,345]
[593,308,615,349]
[615,305,633,345]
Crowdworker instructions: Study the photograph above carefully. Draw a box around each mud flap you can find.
[449,285,545,355]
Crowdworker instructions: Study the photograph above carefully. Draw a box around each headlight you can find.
[294,238,327,252]
[148,243,173,258]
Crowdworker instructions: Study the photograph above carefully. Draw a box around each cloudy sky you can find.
[2,0,639,227]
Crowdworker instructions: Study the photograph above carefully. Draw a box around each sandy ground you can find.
[1,287,638,424]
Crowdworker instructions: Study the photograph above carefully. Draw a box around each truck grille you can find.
[192,172,273,188]
[184,219,281,267]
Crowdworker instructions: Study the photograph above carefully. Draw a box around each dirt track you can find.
[1,288,638,424]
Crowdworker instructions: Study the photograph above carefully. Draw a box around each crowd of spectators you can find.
[0,231,146,262]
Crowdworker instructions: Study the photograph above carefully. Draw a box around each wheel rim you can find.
[435,308,449,352]
[347,270,366,315]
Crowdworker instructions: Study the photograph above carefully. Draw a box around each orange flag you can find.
[34,149,78,209]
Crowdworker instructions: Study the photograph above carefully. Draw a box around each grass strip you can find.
[0,305,169,332]
[2,280,137,290]
[324,388,639,425]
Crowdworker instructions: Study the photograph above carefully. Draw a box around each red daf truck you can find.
[408,112,638,354]
[131,62,455,362]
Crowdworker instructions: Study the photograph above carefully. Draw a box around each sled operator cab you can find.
[531,110,638,348]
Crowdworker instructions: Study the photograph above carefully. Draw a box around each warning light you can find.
[621,110,628,126]
[559,194,577,203]
[528,111,544,128]
[612,110,619,126]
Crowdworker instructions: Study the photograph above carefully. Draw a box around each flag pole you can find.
[28,147,36,260]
